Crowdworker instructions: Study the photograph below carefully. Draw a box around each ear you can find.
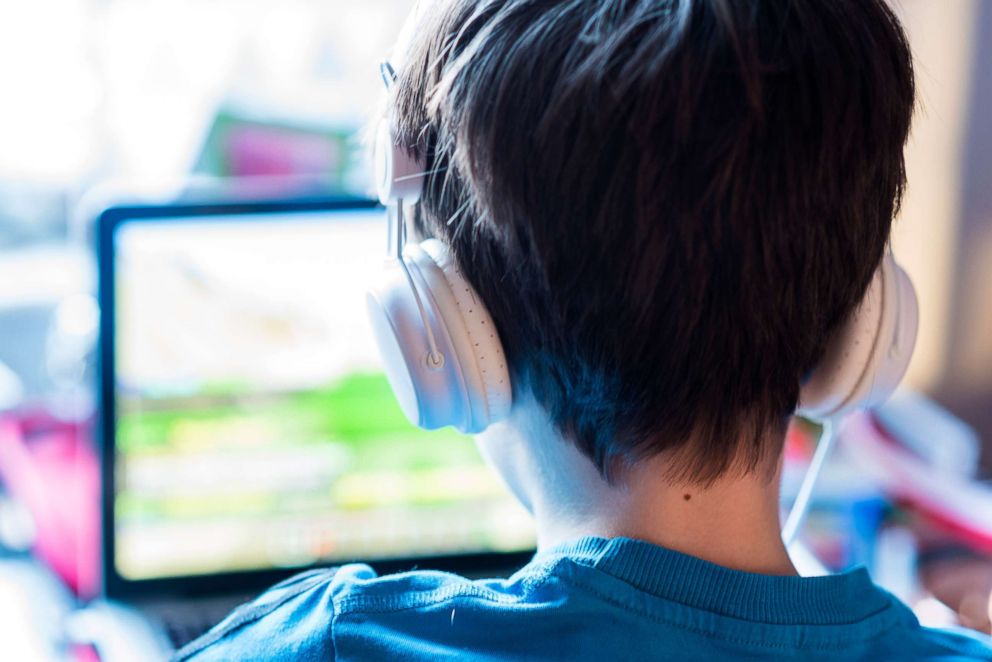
[797,253,918,421]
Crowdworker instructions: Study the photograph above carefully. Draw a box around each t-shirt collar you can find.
[536,536,894,625]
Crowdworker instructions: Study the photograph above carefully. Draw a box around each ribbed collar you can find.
[537,536,893,625]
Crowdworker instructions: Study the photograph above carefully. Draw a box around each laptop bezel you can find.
[96,195,533,601]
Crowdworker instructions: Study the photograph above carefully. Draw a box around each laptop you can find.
[93,196,535,656]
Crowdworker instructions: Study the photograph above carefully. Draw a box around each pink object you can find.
[0,416,101,598]
[783,419,816,464]
[227,126,341,178]
[71,643,101,662]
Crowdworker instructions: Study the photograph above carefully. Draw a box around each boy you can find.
[179,0,992,659]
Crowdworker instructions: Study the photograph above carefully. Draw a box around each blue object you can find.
[175,537,992,661]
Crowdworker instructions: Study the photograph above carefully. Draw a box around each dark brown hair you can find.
[391,0,915,483]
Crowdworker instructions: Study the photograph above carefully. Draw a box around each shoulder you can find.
[173,565,375,662]
[173,563,541,662]
[865,592,992,661]
[910,624,992,661]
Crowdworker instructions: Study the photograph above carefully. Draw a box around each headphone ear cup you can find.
[366,240,511,433]
[798,254,918,421]
[419,239,512,425]
[861,261,918,409]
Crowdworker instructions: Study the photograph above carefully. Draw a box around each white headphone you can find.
[366,64,919,435]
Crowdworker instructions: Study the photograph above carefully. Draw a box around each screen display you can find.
[112,208,534,581]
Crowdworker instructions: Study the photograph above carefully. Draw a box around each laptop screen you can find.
[110,205,534,581]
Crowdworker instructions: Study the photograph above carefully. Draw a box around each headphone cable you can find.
[781,418,835,546]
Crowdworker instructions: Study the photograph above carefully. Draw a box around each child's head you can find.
[387,0,915,485]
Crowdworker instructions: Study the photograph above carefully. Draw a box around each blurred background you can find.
[0,0,990,657]
[0,0,413,403]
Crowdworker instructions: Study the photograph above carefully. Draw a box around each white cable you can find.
[781,419,835,546]
[393,203,444,368]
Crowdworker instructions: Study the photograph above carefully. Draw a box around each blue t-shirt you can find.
[176,536,992,661]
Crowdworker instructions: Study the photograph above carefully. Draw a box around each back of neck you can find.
[475,395,796,576]
[531,444,795,576]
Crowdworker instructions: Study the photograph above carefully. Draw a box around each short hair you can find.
[391,0,915,483]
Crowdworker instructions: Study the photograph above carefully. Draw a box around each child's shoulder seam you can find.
[334,558,567,616]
